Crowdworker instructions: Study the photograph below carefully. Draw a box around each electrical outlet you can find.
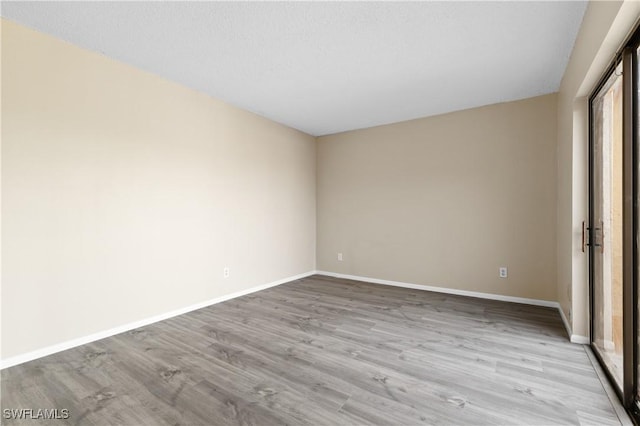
[223,267,230,278]
[499,267,508,278]
[338,253,343,261]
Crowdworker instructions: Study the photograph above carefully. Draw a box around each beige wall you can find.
[317,94,557,301]
[1,19,316,360]
[556,0,639,339]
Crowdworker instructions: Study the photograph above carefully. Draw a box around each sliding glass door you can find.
[637,42,640,409]
[635,41,640,412]
[589,24,639,416]
[591,62,624,390]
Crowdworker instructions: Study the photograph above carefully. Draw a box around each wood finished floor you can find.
[1,275,624,425]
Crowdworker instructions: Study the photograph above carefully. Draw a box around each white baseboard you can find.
[316,271,559,307]
[557,306,589,344]
[558,304,573,338]
[316,270,590,345]
[571,334,590,344]
[0,271,316,370]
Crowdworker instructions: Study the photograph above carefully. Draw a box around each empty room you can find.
[2,1,640,425]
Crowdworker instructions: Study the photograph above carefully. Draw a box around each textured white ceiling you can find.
[1,1,586,136]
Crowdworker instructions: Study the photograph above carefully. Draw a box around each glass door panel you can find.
[591,62,624,390]
[635,43,640,405]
